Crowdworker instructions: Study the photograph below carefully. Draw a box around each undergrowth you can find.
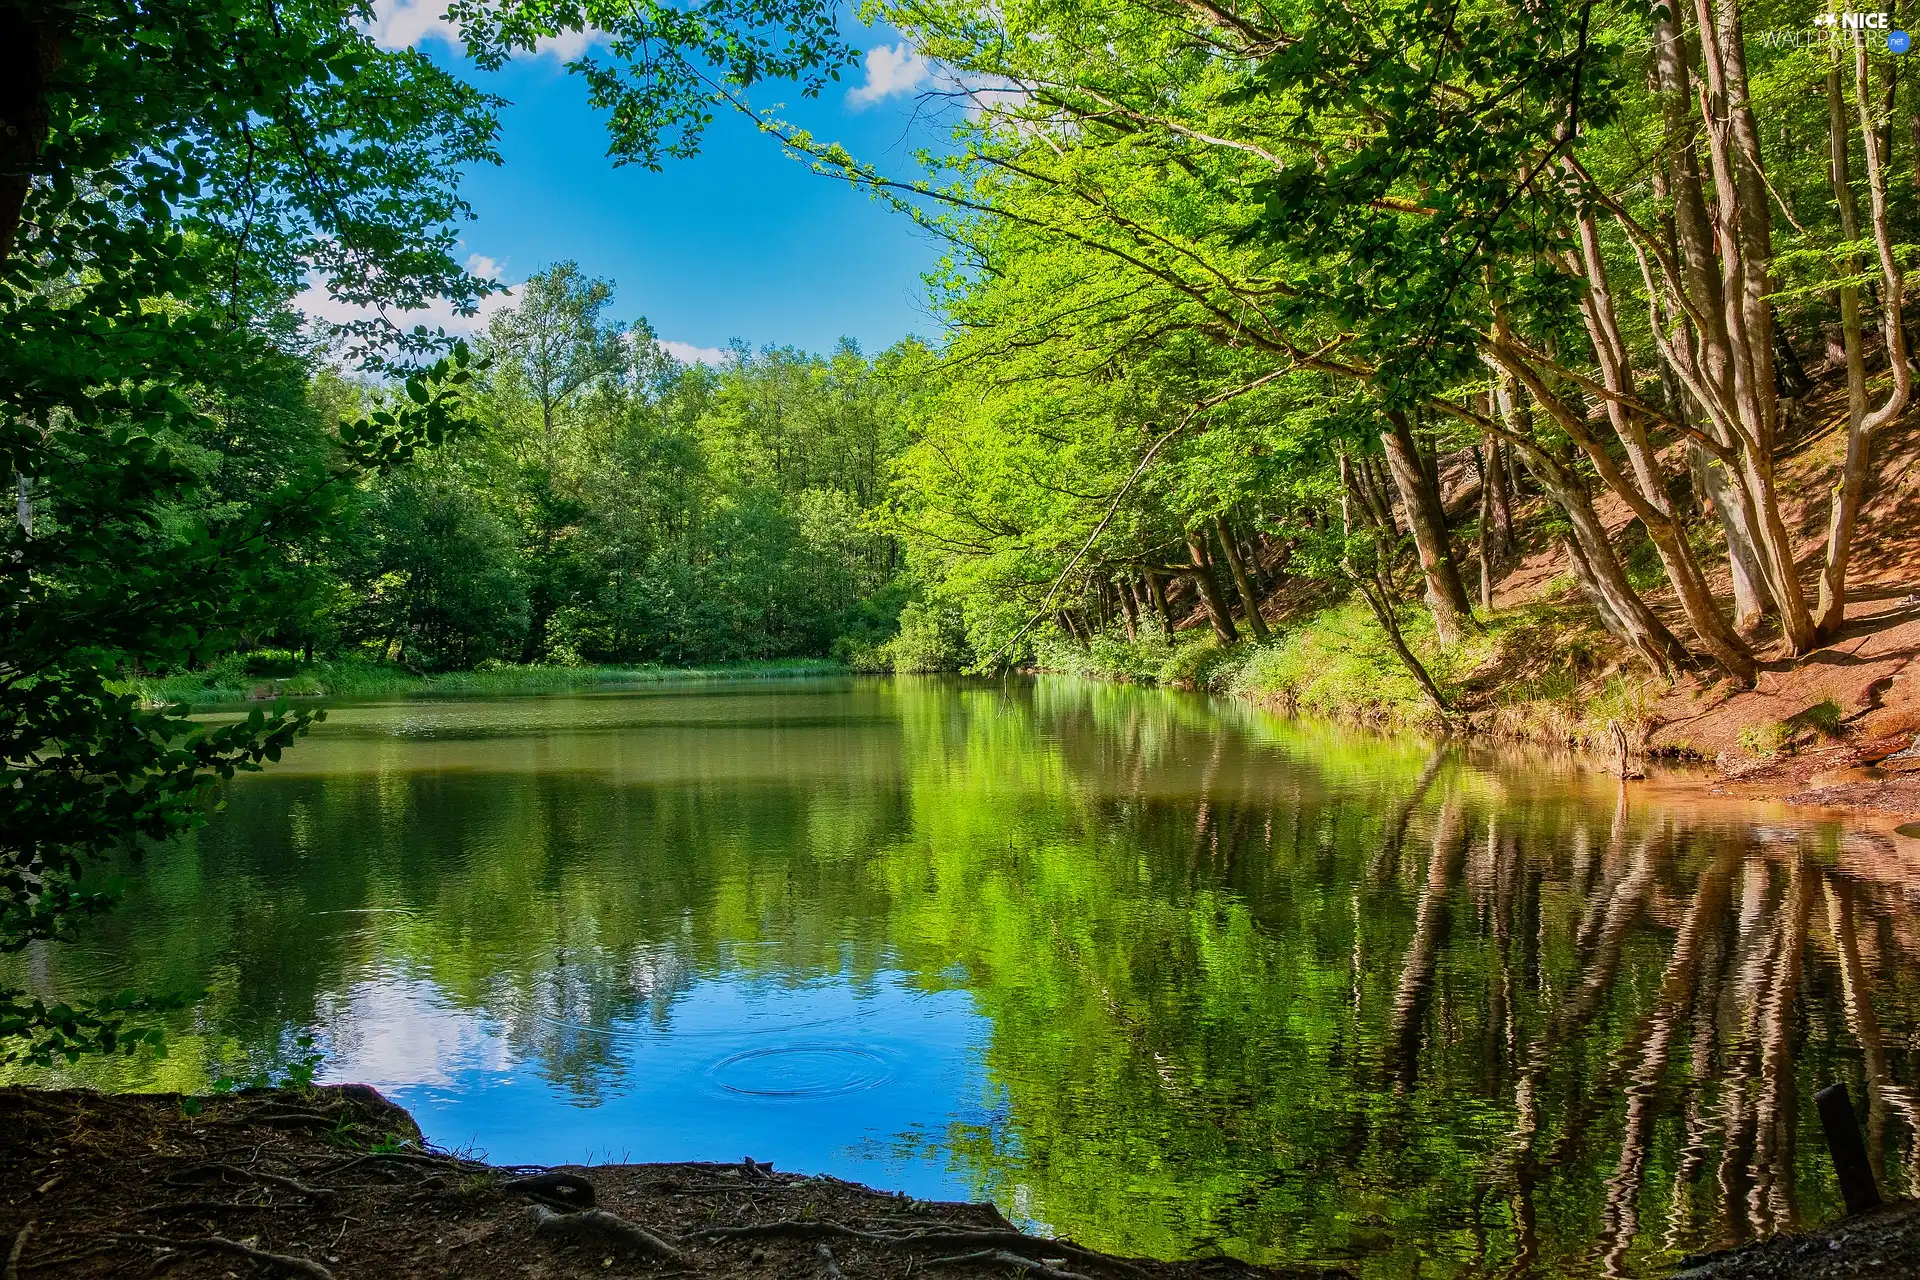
[1035,596,1657,744]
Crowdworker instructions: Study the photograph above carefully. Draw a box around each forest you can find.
[260,270,924,675]
[5,0,1919,1069]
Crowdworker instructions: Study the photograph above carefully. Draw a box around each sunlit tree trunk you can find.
[1816,33,1913,641]
[1475,445,1496,611]
[1381,410,1473,643]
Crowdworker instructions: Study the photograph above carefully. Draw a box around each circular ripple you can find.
[708,1045,892,1099]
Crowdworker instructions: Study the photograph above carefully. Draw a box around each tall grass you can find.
[127,654,847,709]
[1035,598,1655,744]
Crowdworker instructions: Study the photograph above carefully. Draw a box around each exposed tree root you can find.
[696,1220,869,1243]
[6,1221,32,1280]
[525,1204,687,1263]
[929,1250,1089,1280]
[167,1161,335,1199]
[136,1201,278,1216]
[693,1220,1150,1276]
[105,1232,336,1279]
[504,1172,596,1210]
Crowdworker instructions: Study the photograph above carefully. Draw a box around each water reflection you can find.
[8,676,1920,1278]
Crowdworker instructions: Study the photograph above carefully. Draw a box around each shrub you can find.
[1738,721,1792,758]
[886,601,973,673]
[1788,699,1844,738]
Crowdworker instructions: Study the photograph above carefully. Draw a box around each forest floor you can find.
[9,1086,1920,1279]
[0,1086,1332,1280]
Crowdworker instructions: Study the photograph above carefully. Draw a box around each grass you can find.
[126,654,847,708]
[1035,595,1659,745]
[1734,698,1846,760]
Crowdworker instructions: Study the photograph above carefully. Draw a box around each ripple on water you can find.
[707,1044,892,1100]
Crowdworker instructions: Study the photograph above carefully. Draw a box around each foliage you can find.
[312,276,928,670]
[882,600,974,673]
[1,0,851,1063]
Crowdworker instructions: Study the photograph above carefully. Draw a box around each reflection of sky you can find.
[317,966,995,1200]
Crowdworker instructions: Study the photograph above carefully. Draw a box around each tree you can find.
[1,0,851,1062]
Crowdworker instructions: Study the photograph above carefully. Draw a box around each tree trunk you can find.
[1145,569,1172,632]
[1485,431,1514,553]
[1567,201,1759,679]
[1561,534,1630,643]
[1115,574,1139,641]
[1689,444,1776,633]
[1521,456,1693,679]
[0,8,57,266]
[1187,531,1239,644]
[1477,447,1496,611]
[1214,514,1270,641]
[1381,410,1473,642]
[1498,345,1756,684]
[1816,34,1913,642]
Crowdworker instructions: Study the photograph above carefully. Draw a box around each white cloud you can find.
[301,258,732,371]
[847,43,932,108]
[363,0,597,60]
[298,252,515,343]
[365,0,459,51]
[661,340,730,366]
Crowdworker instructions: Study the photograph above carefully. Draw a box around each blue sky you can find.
[339,2,957,361]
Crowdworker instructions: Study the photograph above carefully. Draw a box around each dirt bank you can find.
[9,1086,1920,1279]
[1668,1200,1920,1279]
[0,1086,1332,1280]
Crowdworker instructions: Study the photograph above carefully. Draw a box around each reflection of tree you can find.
[1383,796,1465,1087]
[1598,845,1736,1274]
[13,682,1920,1278]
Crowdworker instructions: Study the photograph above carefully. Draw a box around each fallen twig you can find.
[167,1162,335,1199]
[105,1233,335,1280]
[927,1249,1088,1280]
[525,1204,686,1263]
[136,1201,278,1216]
[694,1220,871,1243]
[6,1221,32,1280]
[19,1243,124,1274]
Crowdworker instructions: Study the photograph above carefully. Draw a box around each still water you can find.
[12,677,1920,1277]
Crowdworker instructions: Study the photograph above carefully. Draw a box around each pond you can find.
[11,676,1920,1278]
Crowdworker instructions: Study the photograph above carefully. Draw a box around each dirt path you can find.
[0,1086,1333,1280]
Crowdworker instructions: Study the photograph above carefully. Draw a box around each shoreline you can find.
[6,1085,1916,1279]
[0,1085,1329,1280]
[131,658,851,711]
[151,648,1920,823]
